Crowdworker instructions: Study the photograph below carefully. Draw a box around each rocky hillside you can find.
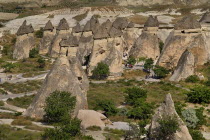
[0,0,209,7]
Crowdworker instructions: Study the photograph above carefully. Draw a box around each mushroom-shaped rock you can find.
[94,19,112,39]
[109,26,123,38]
[83,21,91,32]
[127,22,135,28]
[60,35,79,47]
[149,94,192,140]
[144,15,159,28]
[72,23,83,33]
[174,16,201,30]
[57,18,69,31]
[112,17,129,30]
[16,20,34,36]
[24,55,87,119]
[44,20,54,31]
[77,110,111,129]
[90,16,100,33]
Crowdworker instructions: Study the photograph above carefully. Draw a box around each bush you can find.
[186,85,210,104]
[144,58,154,71]
[94,99,118,117]
[181,108,199,128]
[127,101,153,120]
[125,87,147,105]
[42,119,81,140]
[29,48,39,58]
[92,62,110,80]
[35,28,44,38]
[195,107,206,128]
[127,57,136,65]
[205,79,210,86]
[189,129,205,140]
[185,75,200,83]
[0,101,4,106]
[155,115,180,140]
[37,57,45,68]
[159,41,164,53]
[44,91,76,123]
[175,102,186,117]
[2,63,16,72]
[153,65,169,78]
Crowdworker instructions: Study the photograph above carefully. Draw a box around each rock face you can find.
[50,18,71,57]
[157,16,206,70]
[170,51,195,81]
[77,110,111,129]
[39,20,55,55]
[24,55,88,119]
[129,16,160,60]
[149,94,192,140]
[13,20,35,60]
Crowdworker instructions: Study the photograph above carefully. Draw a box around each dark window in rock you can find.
[181,30,185,33]
[78,77,82,81]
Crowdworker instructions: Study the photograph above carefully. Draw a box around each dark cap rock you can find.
[174,16,201,30]
[57,18,69,31]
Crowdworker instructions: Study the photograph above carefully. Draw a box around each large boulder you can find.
[24,55,87,119]
[77,110,111,129]
[149,94,192,140]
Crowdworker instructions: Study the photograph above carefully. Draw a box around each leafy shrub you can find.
[42,118,81,140]
[127,101,153,120]
[35,28,44,38]
[153,65,170,78]
[144,58,154,71]
[156,115,180,140]
[205,79,210,86]
[185,75,200,83]
[2,63,16,72]
[127,57,136,65]
[80,135,95,140]
[37,57,45,68]
[175,101,186,117]
[181,108,199,128]
[125,87,147,105]
[92,62,110,80]
[189,129,205,140]
[94,99,118,117]
[29,48,39,58]
[186,85,210,104]
[195,107,206,128]
[44,91,76,123]
[159,41,164,53]
[0,101,4,106]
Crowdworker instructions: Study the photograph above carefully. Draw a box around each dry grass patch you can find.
[25,124,46,131]
[73,11,88,22]
[128,14,147,25]
[11,118,32,126]
[123,69,147,79]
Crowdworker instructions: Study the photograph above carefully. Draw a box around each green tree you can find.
[92,62,110,80]
[156,115,180,140]
[44,91,76,123]
[125,87,147,105]
[29,48,39,58]
[94,99,118,117]
[153,65,169,78]
[186,85,210,104]
[127,57,136,65]
[144,58,154,71]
